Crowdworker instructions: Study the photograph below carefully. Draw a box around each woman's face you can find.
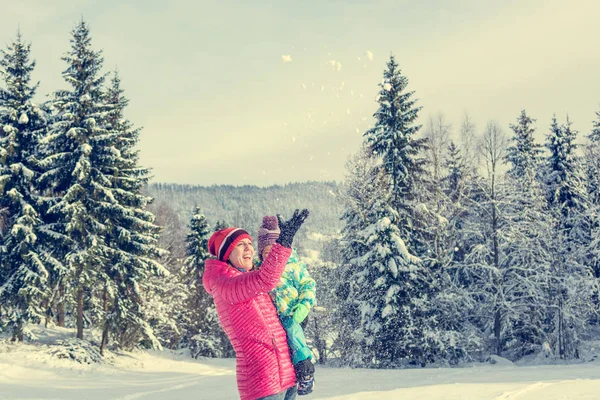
[261,244,273,262]
[228,238,255,271]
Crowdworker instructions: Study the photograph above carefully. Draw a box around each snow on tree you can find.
[0,32,60,341]
[445,141,466,204]
[420,112,452,266]
[340,145,382,261]
[339,146,435,366]
[413,116,482,363]
[458,121,512,356]
[36,21,168,347]
[501,164,556,358]
[37,20,115,341]
[458,113,480,177]
[586,109,600,284]
[590,108,600,145]
[545,116,588,220]
[459,122,555,360]
[543,115,593,359]
[505,110,543,179]
[421,139,484,363]
[363,54,427,250]
[348,200,433,367]
[336,145,382,365]
[98,71,168,353]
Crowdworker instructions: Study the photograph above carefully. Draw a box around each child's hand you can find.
[292,303,309,324]
[276,209,309,248]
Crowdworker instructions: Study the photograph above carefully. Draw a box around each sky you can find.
[1,0,599,186]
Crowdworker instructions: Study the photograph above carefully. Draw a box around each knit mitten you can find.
[276,209,309,248]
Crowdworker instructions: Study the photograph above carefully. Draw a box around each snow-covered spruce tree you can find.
[0,32,60,340]
[544,115,593,359]
[357,57,450,366]
[545,116,589,225]
[36,21,159,343]
[585,109,600,281]
[348,194,432,367]
[38,21,114,341]
[340,145,433,366]
[336,145,382,365]
[443,140,478,275]
[445,141,466,204]
[502,137,556,359]
[505,110,543,179]
[181,208,232,357]
[363,54,427,251]
[98,71,168,353]
[586,109,600,208]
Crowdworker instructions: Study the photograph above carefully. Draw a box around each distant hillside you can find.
[146,181,345,250]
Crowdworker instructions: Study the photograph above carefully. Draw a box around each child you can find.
[258,215,316,396]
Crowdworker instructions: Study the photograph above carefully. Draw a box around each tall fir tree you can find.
[505,110,542,179]
[38,21,119,340]
[586,109,600,207]
[99,71,168,352]
[445,141,466,203]
[501,112,555,358]
[363,54,427,251]
[545,116,588,219]
[502,160,556,358]
[586,109,600,279]
[590,108,600,144]
[0,32,60,340]
[544,115,592,359]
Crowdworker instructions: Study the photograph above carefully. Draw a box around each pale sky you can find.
[1,0,599,186]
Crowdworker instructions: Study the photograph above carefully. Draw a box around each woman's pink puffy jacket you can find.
[202,243,296,400]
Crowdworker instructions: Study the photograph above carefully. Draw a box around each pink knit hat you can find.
[258,216,280,260]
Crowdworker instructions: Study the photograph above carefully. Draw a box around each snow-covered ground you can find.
[1,327,600,399]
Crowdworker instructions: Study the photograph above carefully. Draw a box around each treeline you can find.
[146,181,344,251]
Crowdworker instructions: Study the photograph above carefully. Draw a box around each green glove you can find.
[292,303,310,324]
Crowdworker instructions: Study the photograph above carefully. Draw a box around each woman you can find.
[203,209,309,400]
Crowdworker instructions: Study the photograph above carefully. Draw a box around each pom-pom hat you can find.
[258,216,281,260]
[208,227,252,262]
